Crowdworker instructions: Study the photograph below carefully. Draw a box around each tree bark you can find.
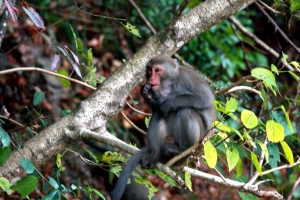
[0,0,257,181]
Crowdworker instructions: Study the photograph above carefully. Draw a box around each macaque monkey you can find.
[111,55,216,200]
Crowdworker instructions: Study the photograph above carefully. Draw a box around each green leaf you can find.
[271,64,279,74]
[76,38,83,52]
[20,158,35,174]
[69,25,78,51]
[243,131,256,148]
[236,158,242,177]
[145,116,151,128]
[260,88,267,109]
[231,127,243,140]
[134,177,158,200]
[290,0,300,12]
[185,171,193,192]
[256,141,269,163]
[290,61,300,72]
[204,141,217,168]
[282,52,288,63]
[241,110,258,129]
[0,177,12,195]
[11,175,38,199]
[266,120,284,143]
[280,105,294,132]
[250,152,262,176]
[251,67,277,95]
[83,147,99,163]
[225,98,238,113]
[60,109,71,117]
[226,146,239,172]
[213,121,232,132]
[146,169,177,187]
[238,190,260,200]
[288,71,300,81]
[42,190,61,200]
[214,100,225,113]
[280,141,294,164]
[0,128,11,147]
[33,91,45,106]
[55,69,71,88]
[56,153,65,172]
[0,146,11,166]
[267,143,280,168]
[119,21,141,38]
[48,177,59,189]
[91,188,105,200]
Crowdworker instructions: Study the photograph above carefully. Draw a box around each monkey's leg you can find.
[140,112,167,169]
[161,143,182,157]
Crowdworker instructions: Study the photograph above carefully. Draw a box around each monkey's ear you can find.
[173,59,180,68]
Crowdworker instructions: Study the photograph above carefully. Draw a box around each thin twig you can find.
[0,67,96,90]
[127,0,157,34]
[215,75,256,96]
[120,112,147,135]
[255,2,300,54]
[226,86,262,99]
[287,176,300,200]
[125,102,151,116]
[228,16,294,71]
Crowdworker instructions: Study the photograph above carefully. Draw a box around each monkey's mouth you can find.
[151,84,159,90]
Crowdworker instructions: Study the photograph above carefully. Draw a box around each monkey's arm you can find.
[159,94,213,116]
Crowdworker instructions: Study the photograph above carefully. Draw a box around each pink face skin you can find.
[147,65,163,91]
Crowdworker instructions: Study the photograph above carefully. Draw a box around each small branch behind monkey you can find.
[120,111,147,135]
[215,75,256,96]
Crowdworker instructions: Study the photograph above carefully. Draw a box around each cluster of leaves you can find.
[202,54,299,199]
[0,91,105,199]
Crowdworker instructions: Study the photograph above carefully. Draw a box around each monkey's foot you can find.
[141,154,157,169]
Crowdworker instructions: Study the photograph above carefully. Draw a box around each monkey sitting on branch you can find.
[111,55,216,200]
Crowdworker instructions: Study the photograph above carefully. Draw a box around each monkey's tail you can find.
[111,149,147,200]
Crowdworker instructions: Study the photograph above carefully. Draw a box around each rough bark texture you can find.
[0,0,256,181]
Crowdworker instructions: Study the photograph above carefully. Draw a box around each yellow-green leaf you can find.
[260,88,268,110]
[266,120,284,143]
[204,141,217,168]
[251,67,278,95]
[288,71,300,81]
[271,64,279,75]
[282,52,288,63]
[56,69,71,88]
[226,147,239,172]
[213,121,231,132]
[256,141,269,163]
[0,177,12,195]
[290,61,300,72]
[280,141,294,164]
[185,171,193,192]
[280,105,294,132]
[241,110,258,129]
[120,21,141,38]
[225,98,238,113]
[236,158,243,177]
[251,152,262,176]
[213,100,225,113]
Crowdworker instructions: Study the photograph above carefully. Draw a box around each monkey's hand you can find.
[142,82,152,99]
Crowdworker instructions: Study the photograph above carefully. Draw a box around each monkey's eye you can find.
[154,68,160,73]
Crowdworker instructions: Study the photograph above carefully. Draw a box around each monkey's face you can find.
[147,65,163,91]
